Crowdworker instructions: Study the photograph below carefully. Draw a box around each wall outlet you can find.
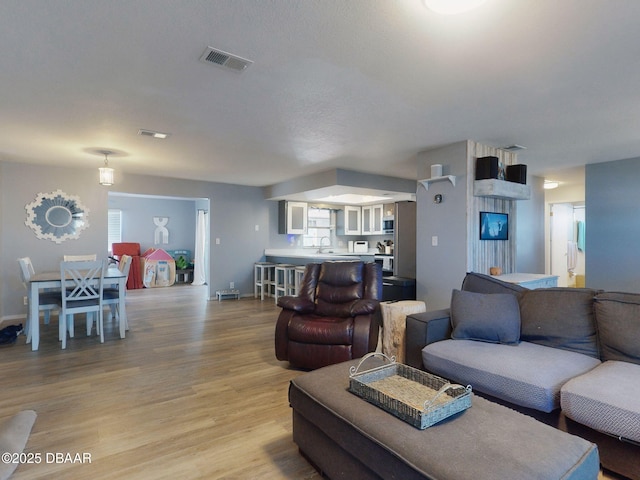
[23,296,28,306]
[229,281,234,289]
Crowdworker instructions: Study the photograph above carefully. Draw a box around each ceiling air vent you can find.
[501,144,527,152]
[138,129,170,139]
[199,46,252,73]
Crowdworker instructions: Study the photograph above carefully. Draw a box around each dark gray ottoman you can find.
[289,358,599,480]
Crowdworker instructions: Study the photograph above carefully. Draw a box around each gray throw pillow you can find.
[461,272,528,295]
[450,289,521,345]
[519,288,598,358]
[594,292,640,365]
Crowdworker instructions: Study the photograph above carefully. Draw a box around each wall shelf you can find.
[418,175,456,190]
[473,179,531,200]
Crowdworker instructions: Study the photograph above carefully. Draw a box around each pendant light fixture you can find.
[99,150,115,186]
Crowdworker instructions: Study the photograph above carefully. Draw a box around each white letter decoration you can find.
[154,216,169,244]
[25,190,90,244]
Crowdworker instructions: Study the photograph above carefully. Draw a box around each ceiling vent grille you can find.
[502,144,527,152]
[199,46,252,73]
[138,129,170,139]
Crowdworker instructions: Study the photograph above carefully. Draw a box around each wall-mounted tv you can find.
[480,212,508,240]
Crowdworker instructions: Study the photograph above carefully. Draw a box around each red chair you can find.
[112,243,143,289]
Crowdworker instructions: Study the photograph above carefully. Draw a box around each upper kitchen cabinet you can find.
[362,204,384,235]
[278,201,308,234]
[337,205,361,235]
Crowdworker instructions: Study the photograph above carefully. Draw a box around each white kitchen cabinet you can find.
[342,205,361,235]
[362,204,384,235]
[278,201,308,234]
[361,206,372,234]
[345,206,361,235]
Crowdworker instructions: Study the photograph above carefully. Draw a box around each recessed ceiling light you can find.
[138,129,170,139]
[423,0,487,15]
[544,180,559,190]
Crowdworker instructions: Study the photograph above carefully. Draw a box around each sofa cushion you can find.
[519,288,599,358]
[423,339,601,412]
[561,361,640,443]
[594,292,640,365]
[450,289,520,345]
[461,272,527,295]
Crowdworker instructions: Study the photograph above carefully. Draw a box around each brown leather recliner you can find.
[275,261,382,370]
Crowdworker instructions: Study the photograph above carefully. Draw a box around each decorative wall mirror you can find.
[25,190,90,243]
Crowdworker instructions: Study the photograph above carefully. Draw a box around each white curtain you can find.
[192,209,207,285]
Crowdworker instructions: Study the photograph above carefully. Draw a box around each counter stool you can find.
[254,262,275,300]
[294,265,306,295]
[274,264,296,303]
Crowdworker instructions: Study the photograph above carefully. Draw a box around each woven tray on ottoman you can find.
[349,353,472,429]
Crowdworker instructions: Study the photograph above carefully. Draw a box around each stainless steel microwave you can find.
[383,218,394,234]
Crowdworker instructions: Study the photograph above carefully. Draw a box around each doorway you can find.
[107,192,210,296]
[549,203,585,287]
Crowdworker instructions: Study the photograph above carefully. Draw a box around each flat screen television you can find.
[480,212,508,240]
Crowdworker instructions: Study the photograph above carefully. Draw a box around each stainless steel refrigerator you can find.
[393,200,416,278]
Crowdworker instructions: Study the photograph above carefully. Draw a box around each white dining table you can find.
[27,266,127,351]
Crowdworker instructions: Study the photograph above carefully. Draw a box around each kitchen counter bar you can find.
[264,249,374,265]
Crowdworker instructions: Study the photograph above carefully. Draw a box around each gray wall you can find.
[264,168,416,199]
[415,141,546,309]
[416,142,469,309]
[2,150,551,319]
[1,160,274,319]
[108,194,197,255]
[586,156,640,291]
[2,161,108,319]
[515,175,545,273]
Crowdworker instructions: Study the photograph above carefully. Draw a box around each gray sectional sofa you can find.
[405,273,640,480]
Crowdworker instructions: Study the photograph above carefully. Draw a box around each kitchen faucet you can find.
[317,236,331,253]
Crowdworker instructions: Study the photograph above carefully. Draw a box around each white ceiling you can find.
[1,0,639,191]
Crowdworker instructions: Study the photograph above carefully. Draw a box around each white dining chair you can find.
[17,257,61,343]
[63,254,97,261]
[56,259,106,349]
[102,254,132,331]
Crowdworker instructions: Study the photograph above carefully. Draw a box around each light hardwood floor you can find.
[3,286,317,479]
[1,286,623,479]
